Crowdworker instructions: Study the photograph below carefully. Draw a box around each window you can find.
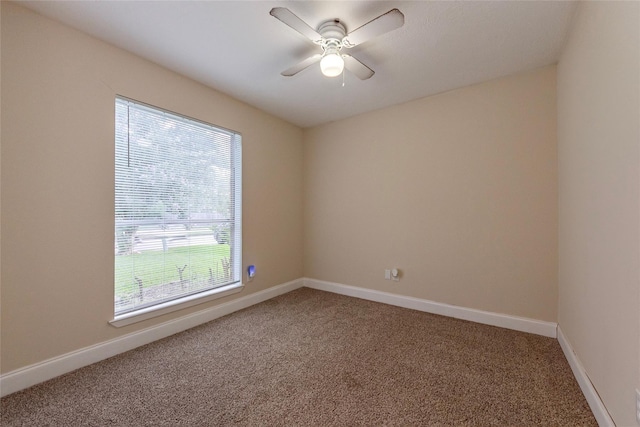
[114,97,241,321]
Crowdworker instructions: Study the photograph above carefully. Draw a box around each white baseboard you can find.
[0,278,304,398]
[557,327,615,427]
[303,278,558,338]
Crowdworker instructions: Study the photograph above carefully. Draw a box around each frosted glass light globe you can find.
[320,53,344,77]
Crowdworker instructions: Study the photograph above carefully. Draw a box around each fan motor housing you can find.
[318,19,347,44]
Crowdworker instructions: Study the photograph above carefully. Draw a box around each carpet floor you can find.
[1,288,596,426]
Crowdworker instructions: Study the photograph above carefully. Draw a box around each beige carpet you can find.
[2,288,596,426]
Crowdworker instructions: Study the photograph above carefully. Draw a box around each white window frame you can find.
[111,96,242,327]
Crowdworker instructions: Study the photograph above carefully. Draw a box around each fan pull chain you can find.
[342,68,345,87]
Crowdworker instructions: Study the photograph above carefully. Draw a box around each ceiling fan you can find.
[270,7,404,80]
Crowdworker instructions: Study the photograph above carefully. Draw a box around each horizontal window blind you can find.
[115,97,241,316]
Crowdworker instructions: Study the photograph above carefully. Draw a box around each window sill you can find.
[110,282,244,328]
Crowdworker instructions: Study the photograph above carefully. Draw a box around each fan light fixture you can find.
[320,51,344,77]
[270,7,404,80]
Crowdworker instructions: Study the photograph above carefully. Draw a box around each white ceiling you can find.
[19,1,578,128]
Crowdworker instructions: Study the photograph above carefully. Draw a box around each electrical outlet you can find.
[384,269,391,280]
[636,389,640,424]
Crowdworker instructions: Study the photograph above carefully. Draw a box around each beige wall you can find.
[557,2,640,426]
[4,3,639,424]
[303,66,558,322]
[0,1,3,373]
[0,2,303,374]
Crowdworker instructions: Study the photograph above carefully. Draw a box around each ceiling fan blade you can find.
[281,54,323,77]
[270,8,323,44]
[343,55,375,80]
[342,9,404,48]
